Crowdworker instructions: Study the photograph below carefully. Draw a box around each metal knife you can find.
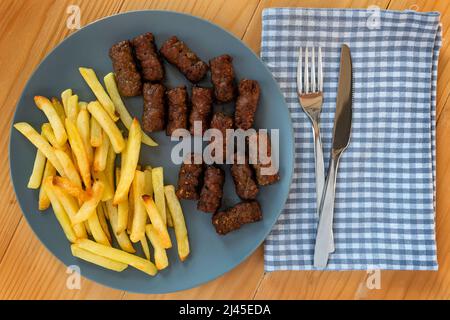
[314,44,353,269]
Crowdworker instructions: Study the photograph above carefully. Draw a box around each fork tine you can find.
[318,47,323,92]
[311,47,316,92]
[297,47,302,94]
[304,47,309,93]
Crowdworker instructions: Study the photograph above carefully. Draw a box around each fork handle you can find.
[312,123,325,216]
[314,153,341,268]
[312,123,334,252]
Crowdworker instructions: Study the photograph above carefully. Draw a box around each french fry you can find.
[28,147,46,189]
[104,72,158,147]
[165,196,174,228]
[114,119,141,204]
[72,181,104,224]
[130,170,146,243]
[67,94,79,123]
[115,167,129,234]
[87,101,125,153]
[145,224,169,270]
[93,133,109,172]
[55,149,82,188]
[77,108,94,165]
[38,160,56,210]
[104,200,136,253]
[50,180,87,239]
[92,170,113,201]
[41,123,59,148]
[143,166,153,196]
[42,125,72,162]
[120,139,127,172]
[152,167,166,225]
[84,221,92,236]
[76,239,156,276]
[61,89,72,116]
[164,185,190,261]
[52,176,89,203]
[71,244,127,272]
[97,203,111,242]
[51,97,66,121]
[127,183,134,235]
[79,68,119,121]
[120,144,134,234]
[142,195,172,249]
[105,142,116,190]
[100,202,109,219]
[141,238,151,261]
[44,177,77,243]
[65,118,91,189]
[14,122,64,175]
[34,96,67,147]
[88,208,111,246]
[79,101,88,111]
[90,116,102,147]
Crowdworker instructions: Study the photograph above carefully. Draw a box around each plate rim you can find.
[8,9,295,294]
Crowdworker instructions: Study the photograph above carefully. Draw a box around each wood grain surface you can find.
[1,0,449,300]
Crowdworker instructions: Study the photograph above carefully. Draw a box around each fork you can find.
[297,47,334,252]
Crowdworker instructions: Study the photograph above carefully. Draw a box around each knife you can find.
[314,44,353,269]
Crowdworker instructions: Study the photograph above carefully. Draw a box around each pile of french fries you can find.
[14,68,189,276]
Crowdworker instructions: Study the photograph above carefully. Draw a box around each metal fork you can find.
[297,47,334,251]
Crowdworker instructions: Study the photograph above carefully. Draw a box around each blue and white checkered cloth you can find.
[262,8,441,271]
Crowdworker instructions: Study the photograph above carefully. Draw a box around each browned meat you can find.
[142,83,165,132]
[176,154,203,200]
[109,40,142,97]
[209,54,235,103]
[131,32,164,82]
[160,36,208,83]
[231,153,259,200]
[189,86,213,135]
[166,86,188,136]
[210,112,234,162]
[250,132,280,186]
[212,201,262,235]
[235,79,260,130]
[197,166,224,213]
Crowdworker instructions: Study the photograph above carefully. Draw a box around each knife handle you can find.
[314,154,341,269]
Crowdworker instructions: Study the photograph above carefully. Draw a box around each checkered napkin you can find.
[262,8,442,270]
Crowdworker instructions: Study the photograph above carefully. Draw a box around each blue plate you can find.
[9,10,293,294]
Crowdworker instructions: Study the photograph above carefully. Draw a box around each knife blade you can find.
[314,44,353,268]
[332,44,353,153]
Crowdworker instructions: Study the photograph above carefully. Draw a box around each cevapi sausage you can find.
[109,40,142,97]
[212,201,262,235]
[209,54,235,103]
[235,79,260,130]
[131,32,165,82]
[176,154,203,200]
[210,112,234,162]
[166,86,188,136]
[142,83,165,132]
[160,36,208,83]
[189,86,213,135]
[231,153,259,200]
[197,166,224,213]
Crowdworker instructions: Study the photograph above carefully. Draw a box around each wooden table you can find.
[1,0,449,300]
